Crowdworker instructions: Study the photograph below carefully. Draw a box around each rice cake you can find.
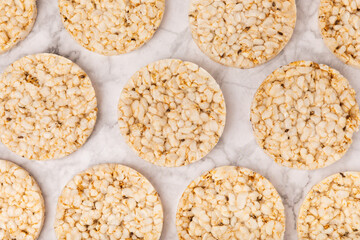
[0,53,97,161]
[251,61,360,170]
[58,0,165,55]
[54,164,163,240]
[319,0,360,68]
[189,0,296,68]
[118,59,226,167]
[298,172,360,239]
[0,0,37,53]
[176,166,285,239]
[0,160,45,240]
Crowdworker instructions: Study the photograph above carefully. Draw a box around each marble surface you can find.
[1,0,360,239]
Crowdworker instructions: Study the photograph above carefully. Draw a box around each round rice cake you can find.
[250,61,360,170]
[0,0,37,53]
[176,166,285,239]
[298,172,360,239]
[54,164,163,240]
[0,160,45,240]
[189,0,296,69]
[118,59,226,167]
[319,0,360,68]
[0,53,97,161]
[58,0,165,55]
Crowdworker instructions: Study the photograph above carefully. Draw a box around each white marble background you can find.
[1,0,360,239]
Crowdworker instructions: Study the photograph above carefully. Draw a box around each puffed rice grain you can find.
[54,164,163,240]
[0,0,37,53]
[319,0,360,68]
[0,53,97,161]
[298,172,360,239]
[58,0,165,55]
[189,0,296,68]
[176,166,285,239]
[251,61,360,170]
[0,160,45,240]
[118,59,226,167]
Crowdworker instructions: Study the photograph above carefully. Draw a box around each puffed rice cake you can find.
[176,166,285,239]
[189,0,296,68]
[58,0,165,55]
[0,160,45,240]
[251,61,360,170]
[54,163,163,240]
[118,59,226,167]
[0,0,37,53]
[319,0,360,68]
[0,53,97,161]
[298,172,360,239]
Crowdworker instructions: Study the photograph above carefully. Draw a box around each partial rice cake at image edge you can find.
[319,0,360,68]
[189,0,296,68]
[0,53,97,160]
[54,164,163,240]
[0,159,45,240]
[176,166,285,239]
[0,0,37,53]
[118,59,226,167]
[58,0,165,55]
[298,172,360,239]
[251,61,360,170]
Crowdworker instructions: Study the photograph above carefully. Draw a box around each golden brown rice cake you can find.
[58,0,165,55]
[298,172,360,239]
[319,0,360,68]
[118,59,226,167]
[189,0,296,68]
[0,53,97,160]
[0,160,45,240]
[251,61,360,170]
[176,166,285,239]
[55,164,163,240]
[0,0,37,53]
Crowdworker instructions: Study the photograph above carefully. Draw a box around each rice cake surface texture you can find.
[118,59,226,167]
[0,53,97,161]
[54,164,163,240]
[0,0,37,53]
[176,166,285,239]
[298,172,360,239]
[58,0,165,55]
[319,0,360,68]
[189,0,296,68]
[0,160,45,240]
[251,61,360,170]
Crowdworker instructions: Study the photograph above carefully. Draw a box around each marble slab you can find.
[1,0,360,239]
